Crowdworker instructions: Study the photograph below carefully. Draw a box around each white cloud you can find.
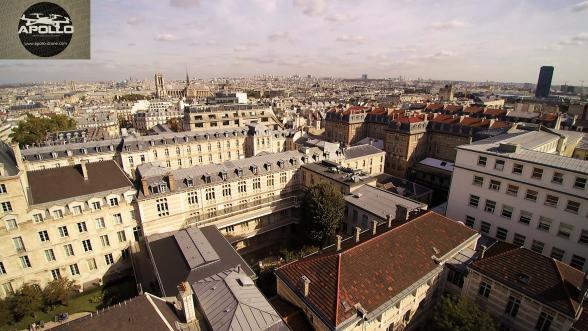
[428,20,468,30]
[233,45,250,52]
[293,0,328,16]
[421,50,455,60]
[336,35,367,44]
[154,34,179,42]
[126,17,144,25]
[268,31,293,42]
[169,0,199,8]
[325,13,357,23]
[557,32,588,46]
[572,1,588,12]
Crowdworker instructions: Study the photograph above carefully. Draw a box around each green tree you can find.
[0,298,13,325]
[431,295,498,331]
[10,114,76,146]
[42,278,79,309]
[9,283,43,320]
[301,183,345,247]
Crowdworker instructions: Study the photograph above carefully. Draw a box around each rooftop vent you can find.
[498,143,520,153]
[516,273,530,284]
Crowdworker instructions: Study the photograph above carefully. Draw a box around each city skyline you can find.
[1,0,588,84]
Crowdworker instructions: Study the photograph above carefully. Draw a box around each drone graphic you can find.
[20,13,71,28]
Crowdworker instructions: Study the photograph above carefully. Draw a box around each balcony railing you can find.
[184,191,303,228]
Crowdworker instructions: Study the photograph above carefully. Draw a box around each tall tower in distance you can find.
[154,73,167,98]
[535,66,554,98]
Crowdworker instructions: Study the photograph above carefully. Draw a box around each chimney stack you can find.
[386,214,393,228]
[395,204,409,222]
[301,275,310,297]
[141,178,149,196]
[354,227,361,243]
[168,173,176,191]
[371,220,378,235]
[177,282,196,323]
[80,159,89,180]
[336,235,342,251]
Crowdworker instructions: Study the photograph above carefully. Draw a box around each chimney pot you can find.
[371,220,378,235]
[168,173,176,191]
[386,214,393,228]
[336,235,342,251]
[302,275,310,297]
[141,178,149,196]
[354,227,361,243]
[80,159,89,180]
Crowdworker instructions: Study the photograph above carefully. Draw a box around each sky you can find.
[1,0,588,84]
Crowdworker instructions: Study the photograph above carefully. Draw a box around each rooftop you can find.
[342,144,384,160]
[344,185,426,220]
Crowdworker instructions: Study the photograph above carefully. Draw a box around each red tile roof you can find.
[483,108,506,116]
[541,113,559,121]
[276,212,478,328]
[395,115,426,123]
[463,106,483,114]
[490,121,512,129]
[430,114,460,124]
[444,105,463,113]
[471,243,586,318]
[425,103,444,111]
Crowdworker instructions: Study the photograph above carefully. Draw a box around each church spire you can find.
[185,66,190,86]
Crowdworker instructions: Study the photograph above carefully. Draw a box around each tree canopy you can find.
[43,278,79,309]
[431,295,498,331]
[10,114,76,146]
[301,182,345,247]
[8,283,43,320]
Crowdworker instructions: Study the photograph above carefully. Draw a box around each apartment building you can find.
[133,103,181,131]
[446,128,588,272]
[461,242,587,331]
[183,104,281,131]
[0,157,137,297]
[275,211,480,331]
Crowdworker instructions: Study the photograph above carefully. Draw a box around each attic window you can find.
[186,177,194,187]
[203,174,212,184]
[440,161,447,167]
[251,165,258,174]
[265,163,272,171]
[150,141,155,146]
[236,168,243,177]
[184,136,189,142]
[51,152,58,158]
[220,171,227,181]
[80,148,87,154]
[515,273,530,284]
[277,160,284,168]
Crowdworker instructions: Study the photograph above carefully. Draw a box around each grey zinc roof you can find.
[345,185,426,220]
[20,138,121,160]
[343,144,384,160]
[174,227,220,269]
[459,131,588,174]
[192,268,287,331]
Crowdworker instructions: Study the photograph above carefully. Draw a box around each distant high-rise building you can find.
[438,84,454,102]
[361,74,368,80]
[535,66,554,98]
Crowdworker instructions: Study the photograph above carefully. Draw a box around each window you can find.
[253,178,261,190]
[494,159,505,171]
[580,230,588,245]
[501,205,513,219]
[117,230,127,242]
[505,296,521,318]
[537,217,552,232]
[447,269,464,288]
[550,247,565,261]
[82,239,93,252]
[1,201,13,212]
[506,184,519,196]
[87,258,97,270]
[469,195,480,208]
[574,177,587,190]
[571,255,586,270]
[481,221,491,234]
[267,174,274,187]
[92,201,101,210]
[12,236,25,252]
[113,213,123,225]
[0,262,5,275]
[535,312,553,331]
[565,200,580,214]
[205,188,215,201]
[496,227,508,241]
[531,167,543,179]
[64,244,74,256]
[77,221,87,233]
[465,216,475,228]
[531,240,545,254]
[187,191,198,205]
[558,223,573,239]
[50,269,61,280]
[52,209,63,219]
[280,172,287,184]
[222,184,231,197]
[109,197,119,206]
[121,248,130,259]
[478,156,487,166]
[69,264,80,276]
[489,180,501,191]
[5,219,17,230]
[20,255,32,269]
[44,249,56,262]
[238,180,246,193]
[72,206,82,215]
[0,184,6,194]
[513,233,526,246]
[544,195,559,207]
[551,172,563,184]
[156,198,169,217]
[96,218,106,229]
[39,230,50,242]
[525,189,538,202]
[471,175,484,186]
[512,163,523,175]
[478,281,491,298]
[105,253,114,265]
[519,210,532,225]
[33,213,43,223]
[484,200,496,213]
[58,226,69,237]
[100,235,110,247]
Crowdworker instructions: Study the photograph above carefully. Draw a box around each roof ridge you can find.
[471,244,521,267]
[334,253,342,325]
[553,259,580,316]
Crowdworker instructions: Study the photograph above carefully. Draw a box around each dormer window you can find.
[184,136,189,142]
[109,145,114,151]
[159,184,167,193]
[220,171,227,181]
[278,160,284,168]
[265,163,272,171]
[236,168,243,177]
[36,154,43,160]
[203,174,212,184]
[186,177,194,187]
[251,165,258,175]
[150,140,155,146]
[51,152,58,158]
[81,148,87,154]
